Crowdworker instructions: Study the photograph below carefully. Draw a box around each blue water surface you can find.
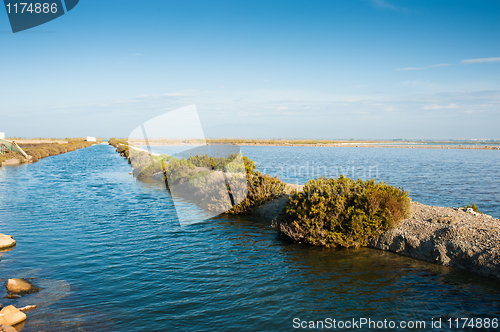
[0,145,499,331]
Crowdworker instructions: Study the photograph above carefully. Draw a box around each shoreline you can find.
[127,140,500,150]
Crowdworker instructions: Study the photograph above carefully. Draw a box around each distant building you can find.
[0,133,5,155]
[86,136,97,142]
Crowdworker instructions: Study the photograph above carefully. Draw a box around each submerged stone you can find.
[5,279,40,295]
[0,325,17,332]
[0,305,26,326]
[0,235,16,250]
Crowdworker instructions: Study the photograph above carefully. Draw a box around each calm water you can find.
[0,145,499,331]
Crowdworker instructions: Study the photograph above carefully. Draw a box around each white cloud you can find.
[396,57,499,72]
[38,89,499,128]
[422,103,459,110]
[396,64,451,71]
[461,57,500,64]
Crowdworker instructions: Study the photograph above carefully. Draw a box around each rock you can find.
[0,306,26,326]
[18,305,37,312]
[5,278,40,295]
[253,196,290,220]
[0,325,17,332]
[406,236,420,249]
[0,159,20,166]
[0,234,16,250]
[465,208,480,216]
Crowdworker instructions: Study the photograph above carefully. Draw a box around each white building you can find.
[86,136,97,142]
[0,132,5,139]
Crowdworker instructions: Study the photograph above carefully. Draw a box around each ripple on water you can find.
[0,145,499,331]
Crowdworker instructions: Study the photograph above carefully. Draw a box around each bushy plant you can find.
[0,140,94,166]
[226,169,286,214]
[21,141,94,163]
[110,140,288,215]
[273,176,412,248]
[164,153,286,214]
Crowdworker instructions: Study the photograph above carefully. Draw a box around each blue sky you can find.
[1,0,499,139]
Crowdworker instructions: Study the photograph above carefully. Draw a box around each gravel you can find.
[369,202,500,280]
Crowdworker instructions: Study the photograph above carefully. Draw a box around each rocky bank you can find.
[368,202,500,280]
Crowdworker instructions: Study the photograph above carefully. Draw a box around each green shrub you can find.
[226,169,287,214]
[273,176,412,248]
[110,141,287,215]
[21,140,94,163]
